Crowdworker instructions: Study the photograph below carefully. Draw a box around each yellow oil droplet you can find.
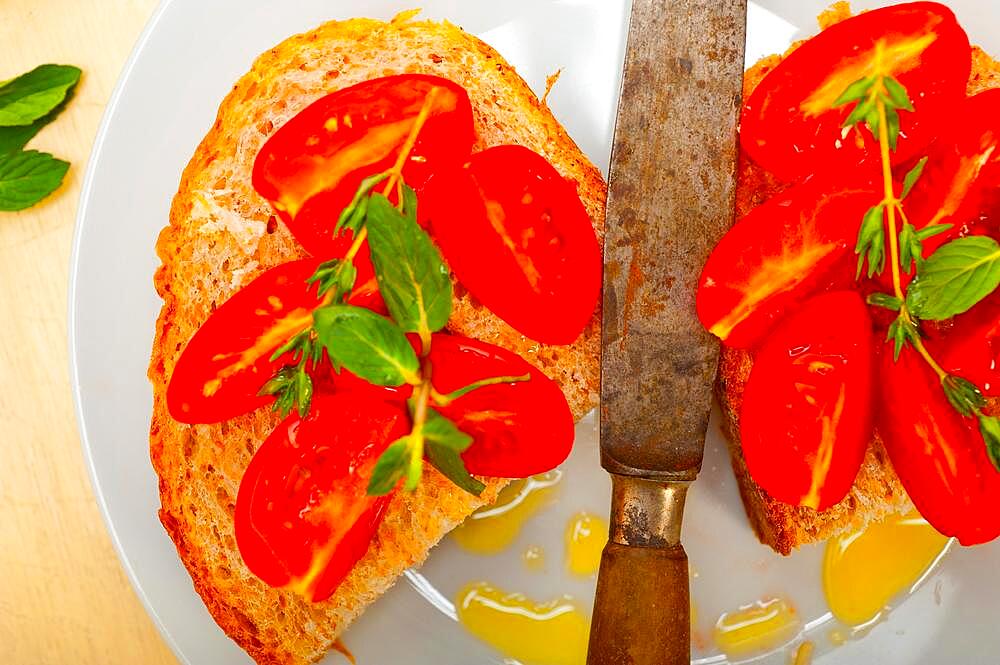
[564,511,608,577]
[791,640,814,665]
[713,598,800,659]
[523,545,546,571]
[823,510,950,627]
[331,639,355,664]
[455,582,589,665]
[451,471,561,554]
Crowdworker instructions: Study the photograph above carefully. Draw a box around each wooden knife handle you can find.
[587,541,690,665]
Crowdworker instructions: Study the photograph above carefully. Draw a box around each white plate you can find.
[70,1,1000,664]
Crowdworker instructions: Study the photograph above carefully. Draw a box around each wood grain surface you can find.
[0,2,177,663]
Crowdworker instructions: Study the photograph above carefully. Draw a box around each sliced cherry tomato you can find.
[742,2,970,182]
[252,74,474,256]
[430,334,574,477]
[740,291,874,511]
[878,344,1000,545]
[935,291,1000,396]
[423,145,601,345]
[235,393,410,602]
[697,177,878,348]
[167,260,324,423]
[903,89,1000,255]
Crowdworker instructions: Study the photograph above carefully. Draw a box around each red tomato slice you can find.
[740,291,874,511]
[167,260,324,424]
[878,344,1000,545]
[697,178,877,348]
[423,145,601,345]
[903,89,1000,255]
[252,74,474,257]
[167,259,380,424]
[429,334,574,477]
[742,2,970,182]
[936,291,1000,396]
[235,393,410,602]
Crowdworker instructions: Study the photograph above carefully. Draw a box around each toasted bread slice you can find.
[148,14,605,665]
[719,3,1000,555]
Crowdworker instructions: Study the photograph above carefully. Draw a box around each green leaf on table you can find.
[0,65,81,127]
[424,410,484,496]
[0,150,69,211]
[314,304,420,386]
[365,193,452,339]
[906,236,1000,320]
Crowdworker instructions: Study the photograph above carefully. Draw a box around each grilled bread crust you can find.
[148,14,605,664]
[719,2,1000,555]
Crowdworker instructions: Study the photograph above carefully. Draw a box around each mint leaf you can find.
[0,65,81,126]
[906,236,1000,320]
[0,150,68,211]
[314,304,420,386]
[843,95,876,129]
[833,77,876,107]
[916,223,952,241]
[366,193,452,340]
[886,314,919,361]
[942,374,986,417]
[901,157,928,199]
[883,76,915,112]
[424,411,484,495]
[978,415,1000,472]
[367,438,410,496]
[258,364,314,418]
[336,172,389,235]
[401,183,418,222]
[885,106,901,151]
[899,222,923,273]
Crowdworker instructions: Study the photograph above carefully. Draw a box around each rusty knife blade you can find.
[600,0,747,479]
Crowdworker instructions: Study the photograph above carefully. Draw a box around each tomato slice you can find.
[235,393,410,602]
[423,145,601,345]
[742,2,970,182]
[697,177,877,349]
[740,291,874,511]
[252,74,474,256]
[167,260,326,424]
[903,89,1000,255]
[429,334,574,477]
[878,344,1000,545]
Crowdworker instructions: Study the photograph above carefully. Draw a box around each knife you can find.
[587,1,747,664]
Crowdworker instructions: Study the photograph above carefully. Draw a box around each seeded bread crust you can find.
[720,2,1000,555]
[148,14,605,664]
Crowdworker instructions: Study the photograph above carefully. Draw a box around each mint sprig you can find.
[314,304,421,386]
[906,236,1000,320]
[0,65,80,126]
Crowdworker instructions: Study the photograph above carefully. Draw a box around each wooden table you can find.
[0,1,177,663]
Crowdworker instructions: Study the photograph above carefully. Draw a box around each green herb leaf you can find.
[901,157,928,200]
[433,373,532,406]
[314,304,421,386]
[916,223,953,241]
[899,222,924,273]
[307,258,357,301]
[843,95,876,129]
[259,364,314,418]
[866,292,902,311]
[365,193,453,341]
[942,374,986,417]
[367,438,411,496]
[906,236,1000,320]
[336,172,389,235]
[424,411,484,496]
[885,106,901,151]
[401,183,419,222]
[0,150,68,211]
[0,65,81,126]
[833,76,876,107]
[886,314,920,361]
[855,204,886,278]
[883,76,915,112]
[0,90,74,156]
[978,415,1000,472]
